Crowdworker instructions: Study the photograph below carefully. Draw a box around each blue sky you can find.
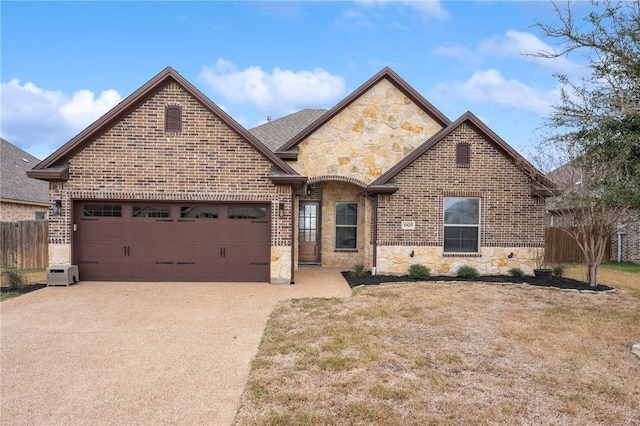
[1,1,590,162]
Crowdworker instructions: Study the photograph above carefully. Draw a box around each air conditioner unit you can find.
[47,265,79,286]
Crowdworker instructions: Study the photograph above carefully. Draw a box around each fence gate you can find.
[545,227,611,264]
[1,221,49,269]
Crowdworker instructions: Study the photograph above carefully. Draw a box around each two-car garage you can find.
[74,202,271,282]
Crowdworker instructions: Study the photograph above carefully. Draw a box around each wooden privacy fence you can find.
[545,227,611,264]
[1,221,48,269]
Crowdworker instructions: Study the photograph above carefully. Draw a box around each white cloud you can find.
[60,89,121,130]
[198,58,346,115]
[337,10,374,28]
[353,0,449,21]
[479,30,581,74]
[0,79,122,159]
[435,44,481,64]
[435,69,560,117]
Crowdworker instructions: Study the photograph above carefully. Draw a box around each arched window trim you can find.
[455,143,470,166]
[165,106,182,133]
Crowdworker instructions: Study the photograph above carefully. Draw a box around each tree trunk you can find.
[587,262,598,287]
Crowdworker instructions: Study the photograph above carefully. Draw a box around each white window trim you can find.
[443,197,481,254]
[335,202,358,250]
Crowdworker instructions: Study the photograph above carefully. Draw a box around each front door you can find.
[298,201,320,263]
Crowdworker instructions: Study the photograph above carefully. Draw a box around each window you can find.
[444,197,479,253]
[133,205,170,218]
[84,204,122,217]
[35,211,46,221]
[165,106,182,132]
[335,202,357,249]
[228,206,267,220]
[456,143,470,166]
[181,206,219,219]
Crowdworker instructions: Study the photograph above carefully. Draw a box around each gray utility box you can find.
[47,265,79,286]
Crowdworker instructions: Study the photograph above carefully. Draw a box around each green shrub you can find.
[408,264,430,280]
[552,264,565,278]
[350,263,367,278]
[508,267,525,278]
[2,270,26,291]
[457,265,479,279]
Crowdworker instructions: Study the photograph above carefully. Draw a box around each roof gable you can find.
[30,67,299,178]
[0,138,49,205]
[278,67,451,152]
[369,111,554,193]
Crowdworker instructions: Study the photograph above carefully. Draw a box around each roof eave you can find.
[366,184,400,195]
[276,151,299,161]
[269,175,308,187]
[26,166,69,181]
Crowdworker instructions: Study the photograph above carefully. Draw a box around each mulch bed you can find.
[1,284,47,295]
[341,271,615,292]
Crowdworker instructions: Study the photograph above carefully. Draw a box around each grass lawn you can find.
[235,272,640,425]
[0,268,47,301]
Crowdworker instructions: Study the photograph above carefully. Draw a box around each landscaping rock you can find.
[632,344,640,358]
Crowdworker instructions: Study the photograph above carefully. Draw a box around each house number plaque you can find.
[401,221,415,230]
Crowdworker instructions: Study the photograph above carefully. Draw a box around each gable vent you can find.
[456,143,470,166]
[165,106,182,133]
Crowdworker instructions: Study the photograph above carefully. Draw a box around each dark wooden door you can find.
[298,201,320,263]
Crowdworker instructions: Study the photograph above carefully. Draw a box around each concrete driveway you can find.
[1,267,351,425]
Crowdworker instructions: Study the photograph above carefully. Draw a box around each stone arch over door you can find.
[298,176,372,269]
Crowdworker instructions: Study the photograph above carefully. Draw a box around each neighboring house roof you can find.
[277,67,452,153]
[547,163,588,187]
[28,67,302,181]
[249,109,327,152]
[367,111,555,196]
[0,138,49,206]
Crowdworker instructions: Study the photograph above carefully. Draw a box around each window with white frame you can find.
[443,197,480,253]
[335,202,357,249]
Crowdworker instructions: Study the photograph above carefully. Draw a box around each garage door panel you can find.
[78,242,126,263]
[79,263,130,281]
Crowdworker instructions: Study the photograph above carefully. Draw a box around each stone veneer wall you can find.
[378,246,539,276]
[47,81,293,283]
[0,202,48,222]
[318,181,371,268]
[289,78,445,270]
[291,78,444,185]
[376,122,546,276]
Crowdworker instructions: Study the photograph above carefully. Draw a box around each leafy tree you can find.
[534,0,640,286]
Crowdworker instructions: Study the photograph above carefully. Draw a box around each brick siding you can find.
[49,81,292,247]
[377,122,545,248]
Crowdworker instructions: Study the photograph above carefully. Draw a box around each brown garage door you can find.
[74,202,270,282]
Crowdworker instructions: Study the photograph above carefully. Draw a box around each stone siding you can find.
[292,78,444,184]
[376,122,546,275]
[378,246,539,276]
[1,201,48,222]
[48,81,292,282]
[319,181,368,268]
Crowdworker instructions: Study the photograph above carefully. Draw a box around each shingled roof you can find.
[249,109,327,152]
[0,138,49,205]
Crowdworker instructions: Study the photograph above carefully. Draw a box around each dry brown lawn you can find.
[235,279,640,425]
